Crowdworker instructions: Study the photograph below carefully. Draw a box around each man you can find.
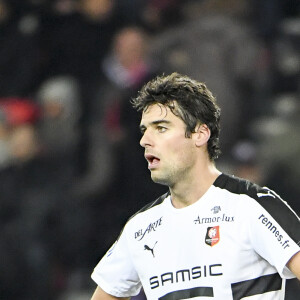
[91,73,300,299]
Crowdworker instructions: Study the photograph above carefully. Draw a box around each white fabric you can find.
[92,180,299,299]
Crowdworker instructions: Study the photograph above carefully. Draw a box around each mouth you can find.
[145,153,160,169]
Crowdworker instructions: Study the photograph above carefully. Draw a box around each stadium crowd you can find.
[0,0,299,299]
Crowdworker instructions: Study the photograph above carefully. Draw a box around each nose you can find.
[140,129,152,148]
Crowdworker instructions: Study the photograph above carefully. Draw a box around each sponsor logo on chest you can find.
[194,213,234,224]
[135,217,163,241]
[149,263,223,289]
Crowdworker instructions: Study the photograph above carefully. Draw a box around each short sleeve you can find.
[245,192,300,279]
[91,224,142,298]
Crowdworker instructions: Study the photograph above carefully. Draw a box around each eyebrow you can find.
[139,120,172,132]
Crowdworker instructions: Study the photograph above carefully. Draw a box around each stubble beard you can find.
[150,165,185,188]
[151,172,172,187]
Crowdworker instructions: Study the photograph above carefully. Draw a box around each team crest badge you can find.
[205,226,220,246]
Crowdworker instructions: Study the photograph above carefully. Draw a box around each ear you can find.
[193,124,211,147]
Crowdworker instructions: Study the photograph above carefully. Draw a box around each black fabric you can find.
[213,174,300,244]
[231,273,282,300]
[159,286,214,300]
[131,192,170,218]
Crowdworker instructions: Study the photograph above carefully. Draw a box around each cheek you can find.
[165,139,195,163]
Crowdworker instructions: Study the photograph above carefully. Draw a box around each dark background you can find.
[0,0,299,299]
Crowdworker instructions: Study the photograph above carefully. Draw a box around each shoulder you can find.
[213,173,262,199]
[128,192,169,220]
[214,173,292,207]
[213,173,296,214]
[117,192,169,242]
[122,192,169,230]
[215,174,299,241]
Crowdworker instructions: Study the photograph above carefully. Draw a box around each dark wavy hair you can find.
[131,72,221,161]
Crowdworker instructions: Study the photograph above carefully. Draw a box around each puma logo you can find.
[144,241,158,257]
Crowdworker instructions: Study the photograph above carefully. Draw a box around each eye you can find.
[157,126,167,133]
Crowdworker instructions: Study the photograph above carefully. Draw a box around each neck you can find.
[169,163,221,209]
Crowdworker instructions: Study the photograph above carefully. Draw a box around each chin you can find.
[151,174,171,186]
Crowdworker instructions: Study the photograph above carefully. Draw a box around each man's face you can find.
[139,103,198,187]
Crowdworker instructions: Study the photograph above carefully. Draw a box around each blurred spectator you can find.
[35,75,95,292]
[149,1,263,159]
[141,0,183,32]
[0,0,41,97]
[0,97,40,126]
[78,26,167,261]
[99,26,166,209]
[250,94,300,216]
[40,0,120,82]
[273,18,300,94]
[39,0,125,178]
[36,76,81,163]
[0,98,40,170]
[231,140,264,185]
[112,0,184,33]
[0,96,86,299]
[0,110,11,169]
[0,97,50,300]
[251,0,300,43]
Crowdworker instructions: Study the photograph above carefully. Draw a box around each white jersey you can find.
[92,174,300,299]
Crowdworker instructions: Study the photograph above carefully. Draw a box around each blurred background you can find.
[0,0,299,299]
